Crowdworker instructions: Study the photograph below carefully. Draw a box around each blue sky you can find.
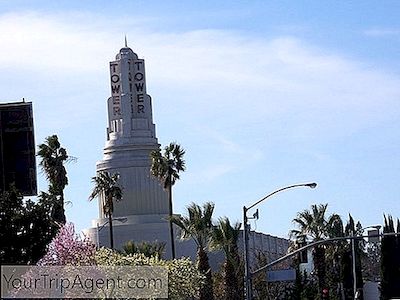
[1,1,399,238]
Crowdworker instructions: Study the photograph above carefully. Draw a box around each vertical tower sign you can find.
[110,61,121,117]
[86,44,173,256]
[105,47,156,143]
[97,45,168,219]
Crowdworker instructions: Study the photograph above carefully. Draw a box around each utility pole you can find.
[242,182,317,300]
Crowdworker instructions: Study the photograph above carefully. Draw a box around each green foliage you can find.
[89,171,122,217]
[89,171,122,249]
[362,242,380,281]
[150,142,186,259]
[210,217,241,258]
[253,252,269,300]
[290,204,342,241]
[196,247,214,300]
[212,269,226,299]
[150,142,186,189]
[167,255,205,299]
[122,240,166,258]
[299,271,319,300]
[171,202,215,250]
[380,215,400,300]
[290,203,342,295]
[252,251,297,300]
[342,214,364,299]
[95,248,205,299]
[289,206,370,299]
[171,202,215,300]
[210,217,242,300]
[0,186,58,264]
[37,134,69,224]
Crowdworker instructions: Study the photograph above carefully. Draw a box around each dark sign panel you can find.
[0,101,37,196]
[266,269,296,282]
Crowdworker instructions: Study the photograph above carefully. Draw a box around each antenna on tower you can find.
[124,35,128,47]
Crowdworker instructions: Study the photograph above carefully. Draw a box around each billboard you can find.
[0,101,37,196]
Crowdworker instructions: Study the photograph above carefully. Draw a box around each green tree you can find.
[89,171,122,250]
[324,214,349,300]
[171,202,215,300]
[37,135,69,224]
[210,217,242,300]
[150,142,185,259]
[341,214,364,300]
[252,251,269,300]
[362,241,381,282]
[0,186,58,264]
[290,203,342,297]
[380,215,400,300]
[122,240,166,258]
[96,248,205,300]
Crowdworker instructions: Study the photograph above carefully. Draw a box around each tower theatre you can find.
[85,44,174,254]
[84,44,290,267]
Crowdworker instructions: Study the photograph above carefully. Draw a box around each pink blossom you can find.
[37,223,96,266]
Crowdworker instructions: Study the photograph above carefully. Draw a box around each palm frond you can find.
[88,171,123,217]
[150,142,185,189]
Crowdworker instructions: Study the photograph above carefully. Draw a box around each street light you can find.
[96,217,128,249]
[243,182,317,300]
[351,225,381,299]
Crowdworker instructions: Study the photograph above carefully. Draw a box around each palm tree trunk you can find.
[314,246,326,296]
[197,247,214,300]
[168,183,176,259]
[224,256,240,300]
[51,192,66,225]
[59,191,66,224]
[108,212,114,250]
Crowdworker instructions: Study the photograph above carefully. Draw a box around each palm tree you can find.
[150,142,185,259]
[37,135,69,224]
[171,202,215,300]
[290,203,342,296]
[210,217,242,300]
[89,171,122,250]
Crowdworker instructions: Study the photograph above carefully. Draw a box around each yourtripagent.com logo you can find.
[1,265,168,299]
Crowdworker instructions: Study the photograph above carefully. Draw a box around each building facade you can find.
[84,45,289,265]
[84,45,172,255]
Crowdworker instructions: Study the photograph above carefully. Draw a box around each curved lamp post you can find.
[352,224,381,299]
[243,182,317,300]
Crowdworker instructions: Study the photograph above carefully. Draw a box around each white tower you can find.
[97,44,169,217]
[85,44,172,254]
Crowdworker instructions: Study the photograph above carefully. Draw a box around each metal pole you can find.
[351,230,357,298]
[246,182,317,212]
[96,223,100,249]
[252,232,396,276]
[243,206,252,300]
[242,182,316,300]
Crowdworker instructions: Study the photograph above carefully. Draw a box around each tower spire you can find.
[124,35,128,48]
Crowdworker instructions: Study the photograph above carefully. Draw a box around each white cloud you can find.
[0,9,396,238]
[184,164,237,185]
[0,12,109,72]
[0,11,399,175]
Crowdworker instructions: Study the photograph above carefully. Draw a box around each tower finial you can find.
[125,35,128,47]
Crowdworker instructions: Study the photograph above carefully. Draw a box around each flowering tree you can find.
[35,223,204,299]
[37,222,96,266]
